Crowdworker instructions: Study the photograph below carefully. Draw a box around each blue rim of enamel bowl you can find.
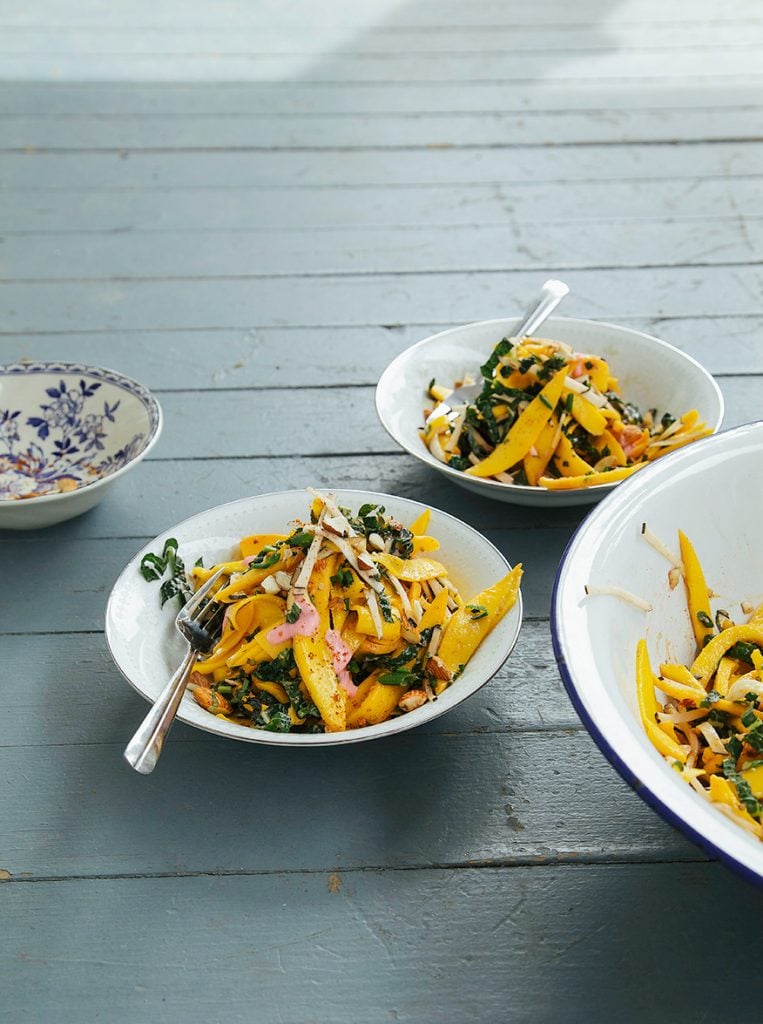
[550,421,763,889]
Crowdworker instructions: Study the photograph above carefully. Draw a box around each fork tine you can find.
[178,565,226,622]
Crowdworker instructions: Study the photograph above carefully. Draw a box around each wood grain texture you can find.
[3,269,763,333]
[2,0,762,1017]
[3,142,761,190]
[3,219,761,279]
[0,729,699,879]
[3,80,760,116]
[3,179,759,233]
[4,864,761,1024]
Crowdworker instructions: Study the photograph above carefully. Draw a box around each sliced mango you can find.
[438,565,522,673]
[678,530,713,649]
[465,368,567,478]
[374,553,448,582]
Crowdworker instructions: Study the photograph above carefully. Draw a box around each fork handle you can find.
[123,647,196,774]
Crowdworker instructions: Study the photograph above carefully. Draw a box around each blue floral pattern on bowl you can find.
[0,363,161,502]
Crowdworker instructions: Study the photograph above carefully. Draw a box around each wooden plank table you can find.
[2,1,762,1020]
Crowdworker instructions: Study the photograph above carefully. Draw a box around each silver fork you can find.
[123,566,226,775]
[426,278,570,423]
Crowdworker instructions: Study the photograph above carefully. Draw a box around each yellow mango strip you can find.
[564,390,607,436]
[657,678,706,705]
[715,656,744,696]
[239,533,287,559]
[659,662,705,692]
[374,553,448,582]
[539,463,643,490]
[195,594,286,673]
[352,604,401,641]
[552,431,595,478]
[346,672,401,728]
[356,634,400,656]
[741,764,763,799]
[418,587,451,632]
[753,649,763,680]
[438,566,522,673]
[328,599,350,636]
[501,369,536,390]
[190,560,247,584]
[592,429,627,467]
[411,535,440,556]
[310,496,324,520]
[465,367,567,478]
[408,508,431,536]
[681,409,700,431]
[578,355,610,393]
[636,640,659,725]
[288,706,305,727]
[645,719,687,763]
[293,557,346,732]
[253,680,289,704]
[251,626,290,661]
[215,552,292,603]
[690,625,763,686]
[658,719,680,743]
[523,415,558,487]
[647,427,712,461]
[708,775,760,828]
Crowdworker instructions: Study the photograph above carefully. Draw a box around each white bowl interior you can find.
[106,489,523,746]
[553,422,763,880]
[376,316,724,508]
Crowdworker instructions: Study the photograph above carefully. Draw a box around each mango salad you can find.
[424,335,711,489]
[175,493,521,734]
[637,529,763,839]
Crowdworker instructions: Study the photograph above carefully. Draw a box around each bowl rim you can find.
[551,420,763,888]
[105,486,524,747]
[375,314,725,497]
[0,360,163,506]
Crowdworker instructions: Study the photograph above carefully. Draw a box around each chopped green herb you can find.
[696,610,714,629]
[286,603,302,624]
[331,566,354,588]
[378,668,416,687]
[466,604,488,620]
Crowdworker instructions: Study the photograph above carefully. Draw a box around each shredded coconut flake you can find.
[584,584,653,612]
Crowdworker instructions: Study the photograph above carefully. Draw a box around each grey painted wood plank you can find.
[2,219,760,280]
[2,268,763,332]
[4,179,760,234]
[7,316,761,382]
[2,47,763,82]
[0,374,752,486]
[0,525,567,631]
[8,107,763,149]
[1,0,757,28]
[2,142,760,190]
[2,22,761,54]
[0,729,698,879]
[3,80,760,116]
[0,620,574,748]
[5,863,759,1024]
[0,453,585,542]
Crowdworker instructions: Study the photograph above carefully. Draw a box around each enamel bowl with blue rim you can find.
[553,422,763,883]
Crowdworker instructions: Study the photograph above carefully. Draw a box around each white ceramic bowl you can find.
[0,362,162,529]
[553,421,763,883]
[375,316,724,507]
[106,489,523,747]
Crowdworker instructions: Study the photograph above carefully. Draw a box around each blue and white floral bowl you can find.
[0,363,162,529]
